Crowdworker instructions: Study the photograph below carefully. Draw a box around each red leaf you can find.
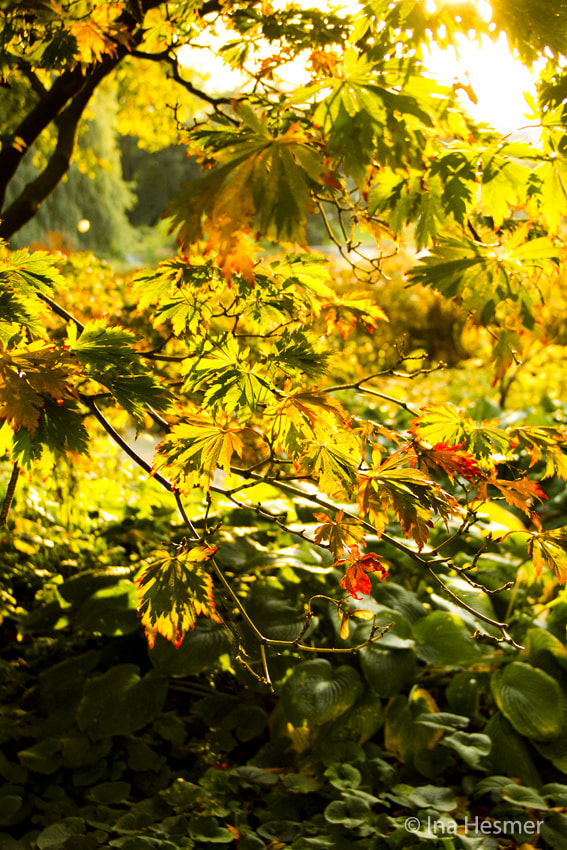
[414,441,482,483]
[338,549,388,599]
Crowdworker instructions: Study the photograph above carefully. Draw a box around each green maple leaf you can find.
[0,244,65,297]
[429,149,476,225]
[298,440,360,497]
[67,319,170,419]
[153,412,245,492]
[137,544,221,648]
[412,404,510,464]
[184,337,276,415]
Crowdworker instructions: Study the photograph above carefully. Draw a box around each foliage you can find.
[4,0,567,846]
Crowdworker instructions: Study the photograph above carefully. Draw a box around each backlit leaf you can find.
[313,510,366,559]
[153,411,246,492]
[136,543,220,648]
[528,529,567,583]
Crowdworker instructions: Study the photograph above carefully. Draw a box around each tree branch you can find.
[0,59,120,239]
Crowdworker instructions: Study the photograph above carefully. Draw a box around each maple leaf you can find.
[153,412,246,492]
[413,440,482,483]
[268,388,347,451]
[338,548,388,600]
[528,529,567,584]
[0,342,75,436]
[313,510,366,559]
[298,438,361,497]
[184,337,275,415]
[359,454,457,549]
[167,105,329,258]
[67,319,170,418]
[508,426,567,480]
[323,292,388,339]
[70,4,121,63]
[411,404,510,464]
[136,544,220,648]
[477,473,547,525]
[0,370,44,435]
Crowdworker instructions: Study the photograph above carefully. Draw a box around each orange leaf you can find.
[313,509,366,559]
[338,549,388,599]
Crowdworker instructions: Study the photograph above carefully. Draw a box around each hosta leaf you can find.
[136,544,220,648]
[413,612,482,665]
[491,661,563,741]
[359,645,416,697]
[282,658,362,727]
[324,690,384,744]
[77,665,168,741]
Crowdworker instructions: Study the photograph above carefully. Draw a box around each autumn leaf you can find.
[413,440,482,483]
[0,342,75,436]
[313,509,366,559]
[508,426,567,480]
[166,105,329,260]
[475,473,547,529]
[70,4,122,63]
[338,548,388,599]
[136,544,220,648]
[359,453,457,549]
[528,529,567,584]
[153,412,246,492]
[268,388,347,450]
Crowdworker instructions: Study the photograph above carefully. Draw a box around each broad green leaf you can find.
[359,645,416,697]
[282,659,362,727]
[491,661,563,741]
[76,664,168,740]
[322,690,384,744]
[484,715,541,786]
[413,611,482,665]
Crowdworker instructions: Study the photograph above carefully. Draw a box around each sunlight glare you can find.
[426,31,541,136]
[178,0,540,137]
